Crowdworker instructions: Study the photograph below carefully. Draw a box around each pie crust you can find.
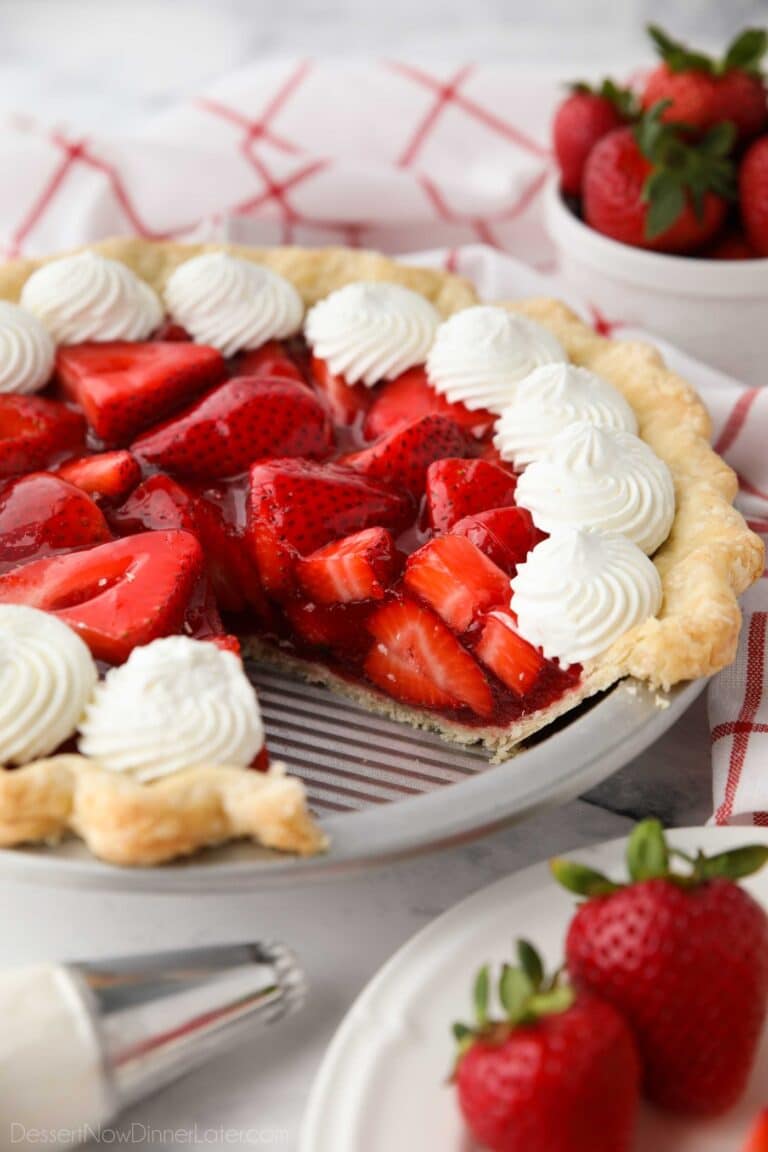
[0,238,761,856]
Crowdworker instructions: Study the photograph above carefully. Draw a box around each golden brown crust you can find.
[0,756,327,866]
[0,238,761,862]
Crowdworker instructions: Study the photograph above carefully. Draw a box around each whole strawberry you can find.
[452,941,640,1152]
[740,135,768,255]
[552,821,768,1116]
[643,25,768,143]
[553,80,637,196]
[583,103,735,251]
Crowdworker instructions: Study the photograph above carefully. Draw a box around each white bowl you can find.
[544,178,768,386]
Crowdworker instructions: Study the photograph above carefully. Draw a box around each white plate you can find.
[301,826,768,1152]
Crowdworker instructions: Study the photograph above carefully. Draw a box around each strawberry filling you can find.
[0,332,582,730]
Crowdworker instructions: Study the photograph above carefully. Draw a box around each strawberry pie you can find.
[0,238,760,865]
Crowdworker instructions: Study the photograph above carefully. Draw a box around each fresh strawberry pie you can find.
[0,238,760,865]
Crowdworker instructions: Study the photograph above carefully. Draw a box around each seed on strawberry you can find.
[364,596,493,716]
[0,395,85,477]
[425,457,518,533]
[344,414,470,498]
[740,135,768,256]
[56,341,226,443]
[453,941,640,1152]
[552,820,768,1115]
[404,535,510,633]
[643,25,768,143]
[132,376,333,480]
[554,79,638,196]
[583,106,735,252]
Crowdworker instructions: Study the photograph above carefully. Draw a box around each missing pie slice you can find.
[0,238,760,864]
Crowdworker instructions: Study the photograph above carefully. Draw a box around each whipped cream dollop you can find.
[21,252,163,344]
[494,362,637,467]
[426,305,566,414]
[304,281,441,386]
[0,606,97,765]
[0,301,55,394]
[511,530,663,665]
[164,252,304,357]
[515,422,675,555]
[78,636,264,782]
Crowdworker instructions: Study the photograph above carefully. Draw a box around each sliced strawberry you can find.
[109,474,199,535]
[475,610,545,698]
[132,376,333,480]
[0,395,85,477]
[109,475,271,620]
[451,507,540,574]
[310,355,372,426]
[0,530,203,663]
[404,535,510,633]
[55,450,141,502]
[344,415,469,499]
[365,597,493,717]
[365,367,495,440]
[235,340,305,383]
[283,600,374,659]
[0,473,111,572]
[425,458,518,533]
[152,319,191,342]
[56,341,226,444]
[298,526,400,605]
[247,459,413,596]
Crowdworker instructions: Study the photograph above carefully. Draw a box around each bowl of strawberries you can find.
[546,25,768,384]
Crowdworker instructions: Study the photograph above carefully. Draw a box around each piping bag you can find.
[0,941,305,1149]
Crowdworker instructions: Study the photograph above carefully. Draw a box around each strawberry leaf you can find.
[550,858,619,897]
[499,963,533,1024]
[473,965,490,1027]
[517,939,544,990]
[722,27,768,76]
[647,24,715,75]
[528,985,575,1019]
[695,845,768,882]
[626,818,670,881]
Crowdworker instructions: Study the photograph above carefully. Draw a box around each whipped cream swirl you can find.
[78,636,264,782]
[164,252,304,357]
[515,422,675,555]
[511,530,663,665]
[304,281,441,386]
[21,252,163,344]
[0,606,97,765]
[494,362,637,467]
[426,305,566,414]
[0,302,55,394]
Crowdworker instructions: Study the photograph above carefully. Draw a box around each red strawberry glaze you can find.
[13,332,583,731]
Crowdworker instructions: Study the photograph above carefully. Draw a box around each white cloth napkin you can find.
[0,59,764,823]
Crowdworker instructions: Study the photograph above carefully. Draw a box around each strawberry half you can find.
[0,395,85,478]
[0,473,111,572]
[247,459,413,597]
[108,473,198,535]
[56,341,226,443]
[404,535,510,633]
[475,611,545,698]
[364,366,495,441]
[310,355,372,426]
[451,507,539,574]
[235,340,305,383]
[132,376,333,480]
[56,450,141,502]
[425,457,518,533]
[344,415,470,499]
[364,596,493,717]
[0,529,204,662]
[298,526,401,605]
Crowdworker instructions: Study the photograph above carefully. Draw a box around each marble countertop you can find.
[0,1,737,1144]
